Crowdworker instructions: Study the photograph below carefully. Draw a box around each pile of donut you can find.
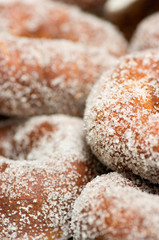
[0,0,158,239]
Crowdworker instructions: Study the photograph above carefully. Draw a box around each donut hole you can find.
[0,121,56,160]
[9,6,70,40]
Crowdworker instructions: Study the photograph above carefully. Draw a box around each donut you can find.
[0,0,127,117]
[0,114,104,239]
[0,0,127,57]
[84,50,159,183]
[130,12,159,51]
[0,33,117,117]
[71,172,159,240]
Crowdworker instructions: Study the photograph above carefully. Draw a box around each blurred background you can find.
[56,0,159,40]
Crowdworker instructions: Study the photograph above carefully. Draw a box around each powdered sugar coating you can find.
[0,0,127,57]
[71,172,159,240]
[0,33,117,117]
[0,114,104,239]
[53,0,106,10]
[105,0,137,13]
[84,50,159,183]
[130,12,159,51]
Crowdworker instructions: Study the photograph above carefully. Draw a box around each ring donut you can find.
[0,0,127,117]
[0,114,104,239]
[84,50,159,183]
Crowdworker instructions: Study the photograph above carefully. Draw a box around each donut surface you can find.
[0,114,104,239]
[0,33,117,117]
[84,50,159,183]
[130,12,159,51]
[71,172,159,240]
[0,0,127,57]
[0,0,126,117]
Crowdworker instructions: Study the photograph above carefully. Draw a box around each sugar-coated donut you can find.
[71,172,159,240]
[0,33,117,117]
[0,0,127,57]
[84,50,159,183]
[130,12,159,51]
[0,114,104,239]
[0,0,127,117]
